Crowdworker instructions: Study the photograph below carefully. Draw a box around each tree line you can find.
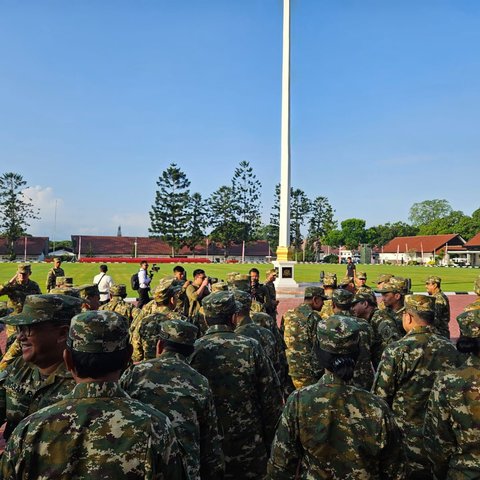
[0,169,479,260]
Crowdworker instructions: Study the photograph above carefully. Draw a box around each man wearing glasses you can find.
[0,294,82,440]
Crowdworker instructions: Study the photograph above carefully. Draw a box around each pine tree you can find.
[184,192,207,256]
[0,172,39,260]
[149,163,191,256]
[290,189,311,257]
[308,196,336,243]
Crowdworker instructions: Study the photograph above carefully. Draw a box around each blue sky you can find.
[1,1,479,240]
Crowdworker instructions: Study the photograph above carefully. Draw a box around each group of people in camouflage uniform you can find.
[0,260,479,479]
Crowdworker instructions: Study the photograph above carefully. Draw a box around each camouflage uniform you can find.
[283,287,327,389]
[45,258,65,292]
[0,310,186,479]
[267,315,405,479]
[424,309,480,479]
[464,276,480,312]
[319,273,336,320]
[0,264,41,339]
[0,294,82,440]
[373,294,462,477]
[99,283,141,326]
[121,320,224,480]
[190,291,284,480]
[433,290,450,338]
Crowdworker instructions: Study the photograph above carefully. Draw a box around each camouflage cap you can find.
[232,289,252,309]
[304,286,328,300]
[153,277,181,302]
[56,277,74,287]
[48,287,80,298]
[77,284,100,299]
[17,263,32,274]
[251,311,273,329]
[457,309,480,338]
[265,268,277,277]
[339,276,354,287]
[158,319,198,346]
[375,277,408,294]
[231,274,250,292]
[351,291,377,305]
[316,314,360,354]
[322,272,337,288]
[53,257,62,263]
[226,272,240,284]
[425,275,441,285]
[3,294,82,326]
[404,294,435,313]
[110,284,127,297]
[376,274,393,285]
[475,276,480,296]
[250,300,265,313]
[211,281,229,293]
[67,311,129,353]
[357,271,367,280]
[202,291,240,319]
[332,289,354,307]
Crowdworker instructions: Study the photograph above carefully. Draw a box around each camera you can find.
[149,264,160,277]
[208,277,219,285]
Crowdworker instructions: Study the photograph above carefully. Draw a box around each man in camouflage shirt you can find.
[373,294,462,478]
[267,314,405,479]
[319,272,337,320]
[121,319,224,480]
[0,294,82,440]
[464,275,480,312]
[424,309,480,479]
[283,286,327,389]
[425,275,451,338]
[0,310,187,479]
[355,271,373,292]
[0,264,41,341]
[99,283,141,326]
[77,284,101,311]
[371,276,408,368]
[45,257,65,292]
[190,291,283,480]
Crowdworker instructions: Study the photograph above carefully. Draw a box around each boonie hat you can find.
[158,319,198,346]
[404,294,435,313]
[316,314,360,354]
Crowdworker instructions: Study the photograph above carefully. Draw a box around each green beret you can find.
[158,319,198,346]
[317,314,360,354]
[3,294,82,326]
[457,310,480,339]
[404,294,435,313]
[332,289,354,307]
[67,311,129,353]
[304,286,327,300]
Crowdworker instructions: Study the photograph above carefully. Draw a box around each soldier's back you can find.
[370,307,404,368]
[433,290,451,338]
[0,381,185,479]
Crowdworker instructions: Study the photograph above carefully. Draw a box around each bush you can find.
[322,254,339,264]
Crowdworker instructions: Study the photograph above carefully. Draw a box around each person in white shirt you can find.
[137,261,152,309]
[93,264,114,305]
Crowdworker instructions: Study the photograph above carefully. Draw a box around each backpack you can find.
[131,273,140,291]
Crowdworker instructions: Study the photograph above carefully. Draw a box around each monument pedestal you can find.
[273,260,298,289]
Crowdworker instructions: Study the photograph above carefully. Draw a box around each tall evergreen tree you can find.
[290,188,311,254]
[0,172,39,260]
[184,192,207,256]
[208,186,243,257]
[149,163,191,256]
[308,196,336,243]
[231,161,262,242]
[268,183,281,251]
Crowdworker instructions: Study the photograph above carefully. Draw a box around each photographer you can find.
[186,269,210,319]
[137,261,155,309]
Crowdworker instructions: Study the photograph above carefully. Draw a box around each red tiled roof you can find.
[382,234,464,254]
[465,232,480,248]
[0,237,49,256]
[71,236,270,257]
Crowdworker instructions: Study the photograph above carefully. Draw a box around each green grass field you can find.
[0,262,478,297]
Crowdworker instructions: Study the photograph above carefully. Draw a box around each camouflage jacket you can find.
[46,266,65,292]
[283,303,323,389]
[424,354,480,480]
[319,298,334,320]
[99,297,141,326]
[370,307,405,368]
[0,381,187,479]
[121,351,225,480]
[266,372,405,479]
[235,315,281,376]
[464,297,480,312]
[190,324,284,480]
[0,357,75,440]
[0,339,22,371]
[343,312,375,391]
[373,326,462,475]
[433,290,451,338]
